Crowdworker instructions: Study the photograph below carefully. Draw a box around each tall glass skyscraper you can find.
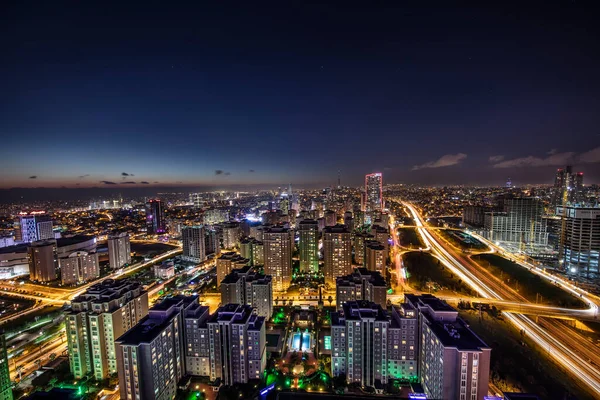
[145,199,166,234]
[365,173,383,213]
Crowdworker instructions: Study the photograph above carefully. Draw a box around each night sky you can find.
[2,2,600,191]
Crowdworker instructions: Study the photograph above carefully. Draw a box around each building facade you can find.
[145,199,166,234]
[323,225,352,286]
[14,212,53,243]
[66,279,149,380]
[216,252,248,287]
[483,197,548,246]
[59,251,99,285]
[0,333,12,400]
[298,219,319,273]
[365,173,383,213]
[107,232,131,269]
[262,227,293,292]
[28,239,57,282]
[182,225,206,263]
[336,268,387,311]
[557,206,600,279]
[221,266,273,318]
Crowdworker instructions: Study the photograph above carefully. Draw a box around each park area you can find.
[397,228,424,248]
[472,254,587,309]
[403,251,477,296]
[439,229,489,251]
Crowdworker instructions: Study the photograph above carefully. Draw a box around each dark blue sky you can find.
[2,2,600,190]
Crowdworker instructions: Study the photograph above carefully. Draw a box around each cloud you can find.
[547,148,558,155]
[215,170,224,175]
[140,181,150,184]
[578,146,600,164]
[248,169,255,173]
[383,166,393,171]
[412,153,467,170]
[121,181,136,184]
[224,172,231,176]
[492,151,575,168]
[153,181,159,184]
[29,176,37,179]
[488,155,504,163]
[121,172,132,176]
[78,174,90,179]
[100,180,117,185]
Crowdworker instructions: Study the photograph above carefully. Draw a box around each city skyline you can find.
[2,3,600,190]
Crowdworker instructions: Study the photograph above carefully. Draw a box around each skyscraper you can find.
[206,304,266,385]
[365,173,383,213]
[483,197,548,247]
[365,241,386,274]
[145,199,166,234]
[28,239,57,282]
[298,219,319,273]
[553,166,585,208]
[14,212,53,243]
[324,210,337,227]
[182,225,206,263]
[0,332,12,400]
[216,252,248,287]
[221,266,273,318]
[66,279,149,380]
[221,222,242,249]
[107,232,131,269]
[323,225,352,286]
[263,227,293,292]
[557,205,600,279]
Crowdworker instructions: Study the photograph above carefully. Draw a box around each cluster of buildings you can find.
[330,295,490,399]
[463,165,599,281]
[65,279,267,400]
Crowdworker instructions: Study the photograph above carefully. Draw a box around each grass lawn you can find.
[403,251,477,296]
[472,254,587,309]
[438,229,489,251]
[461,310,594,400]
[397,228,424,248]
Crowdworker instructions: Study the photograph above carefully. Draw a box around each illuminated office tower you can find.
[336,268,387,311]
[365,241,386,274]
[216,252,248,287]
[221,266,273,318]
[182,225,206,263]
[353,232,374,267]
[221,222,241,250]
[28,239,57,282]
[323,225,352,286]
[405,294,491,400]
[107,232,131,269]
[115,296,194,400]
[324,210,337,227]
[553,166,585,208]
[558,205,600,279]
[66,279,148,380]
[145,199,166,234]
[0,333,11,400]
[14,212,53,243]
[298,219,319,273]
[207,304,266,385]
[262,227,293,292]
[59,251,99,285]
[365,173,383,213]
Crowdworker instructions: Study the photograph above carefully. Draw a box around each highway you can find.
[403,202,600,396]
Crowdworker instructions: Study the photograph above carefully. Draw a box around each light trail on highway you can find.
[403,202,600,396]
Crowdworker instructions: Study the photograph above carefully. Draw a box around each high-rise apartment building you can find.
[14,212,53,243]
[557,206,600,279]
[116,296,192,400]
[221,222,241,250]
[28,239,57,282]
[216,252,248,287]
[221,266,273,318]
[298,219,319,273]
[344,211,354,232]
[354,232,374,267]
[406,294,491,400]
[204,227,221,257]
[59,251,99,285]
[324,210,337,227]
[182,225,206,263]
[336,268,387,310]
[240,237,264,266]
[483,197,548,246]
[66,279,149,380]
[323,225,352,285]
[263,227,293,292]
[145,199,166,234]
[206,304,266,385]
[107,232,131,269]
[365,173,383,213]
[365,241,386,274]
[370,225,390,255]
[462,206,490,228]
[0,333,11,400]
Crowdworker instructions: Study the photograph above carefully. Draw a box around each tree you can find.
[327,296,333,307]
[48,353,57,362]
[275,298,279,307]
